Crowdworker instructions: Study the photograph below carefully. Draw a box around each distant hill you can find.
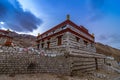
[95,42,120,61]
[8,31,36,47]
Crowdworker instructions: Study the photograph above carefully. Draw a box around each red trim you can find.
[80,26,88,33]
[67,20,94,38]
[37,28,94,43]
[37,20,94,39]
[37,20,69,38]
[37,28,69,42]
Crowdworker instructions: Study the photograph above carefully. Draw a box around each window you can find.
[84,40,88,46]
[47,42,50,48]
[76,37,80,42]
[48,38,50,40]
[42,40,44,42]
[53,30,55,33]
[61,25,66,30]
[91,43,94,47]
[57,35,62,46]
[37,44,40,49]
[41,43,44,48]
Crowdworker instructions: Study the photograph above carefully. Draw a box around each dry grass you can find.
[95,42,120,61]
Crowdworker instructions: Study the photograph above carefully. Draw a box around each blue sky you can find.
[0,0,120,49]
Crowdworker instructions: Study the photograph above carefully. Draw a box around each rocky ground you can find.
[0,70,119,80]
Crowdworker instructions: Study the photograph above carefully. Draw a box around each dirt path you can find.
[0,73,88,80]
[114,77,120,80]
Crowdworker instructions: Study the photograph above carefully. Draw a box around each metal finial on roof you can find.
[7,29,10,32]
[67,14,70,20]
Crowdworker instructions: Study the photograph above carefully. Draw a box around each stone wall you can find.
[67,32,96,52]
[0,46,105,75]
[39,32,67,49]
[39,31,96,53]
[69,54,105,75]
[0,52,71,75]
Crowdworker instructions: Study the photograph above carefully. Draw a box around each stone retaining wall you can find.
[0,52,70,75]
[69,56,105,75]
[0,46,105,75]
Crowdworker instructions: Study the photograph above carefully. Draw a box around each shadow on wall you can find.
[27,63,36,72]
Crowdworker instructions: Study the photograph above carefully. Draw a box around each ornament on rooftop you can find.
[66,14,70,20]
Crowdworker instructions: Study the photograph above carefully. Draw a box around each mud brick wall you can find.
[0,52,71,75]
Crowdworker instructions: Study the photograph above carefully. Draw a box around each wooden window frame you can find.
[47,42,50,48]
[57,35,62,46]
[84,40,88,46]
[76,37,80,42]
[41,43,44,48]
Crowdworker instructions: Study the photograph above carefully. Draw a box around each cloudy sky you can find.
[0,0,120,49]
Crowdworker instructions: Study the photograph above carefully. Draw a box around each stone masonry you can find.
[0,46,105,75]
